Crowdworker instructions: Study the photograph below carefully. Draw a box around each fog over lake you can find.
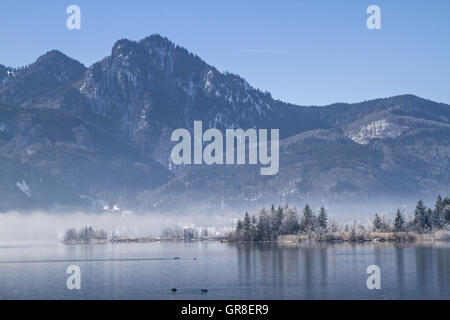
[0,211,235,242]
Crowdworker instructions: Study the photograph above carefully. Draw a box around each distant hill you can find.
[1,35,449,214]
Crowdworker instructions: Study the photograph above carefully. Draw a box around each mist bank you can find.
[134,192,442,222]
[0,189,437,223]
[1,194,447,243]
[0,210,236,242]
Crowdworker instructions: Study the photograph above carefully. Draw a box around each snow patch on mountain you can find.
[16,180,31,197]
[347,119,404,145]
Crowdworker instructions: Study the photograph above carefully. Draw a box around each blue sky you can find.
[0,0,449,106]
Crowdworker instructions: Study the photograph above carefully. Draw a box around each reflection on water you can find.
[234,242,449,299]
[0,241,448,299]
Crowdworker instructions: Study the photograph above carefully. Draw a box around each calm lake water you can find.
[0,241,448,300]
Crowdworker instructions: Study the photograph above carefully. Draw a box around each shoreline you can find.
[276,230,450,243]
[61,231,449,245]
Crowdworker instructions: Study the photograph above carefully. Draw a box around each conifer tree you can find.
[300,204,316,233]
[251,215,258,240]
[256,209,271,241]
[414,200,431,233]
[270,206,283,239]
[373,214,382,232]
[393,208,405,232]
[280,206,300,235]
[243,212,251,241]
[443,197,450,225]
[433,195,445,229]
[318,206,328,231]
[236,219,243,239]
[426,208,434,231]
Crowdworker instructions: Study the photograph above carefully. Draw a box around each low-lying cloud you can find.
[0,211,236,242]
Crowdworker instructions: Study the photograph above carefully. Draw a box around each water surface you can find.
[0,241,448,299]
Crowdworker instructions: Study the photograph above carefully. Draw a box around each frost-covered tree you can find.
[444,198,450,225]
[270,204,276,216]
[64,228,78,241]
[183,228,197,240]
[349,228,357,241]
[280,206,300,235]
[432,195,445,229]
[242,212,252,241]
[373,214,383,232]
[414,200,432,233]
[251,215,258,240]
[65,226,108,242]
[300,204,316,233]
[328,218,339,233]
[434,195,444,215]
[442,197,450,225]
[256,208,271,241]
[236,219,243,232]
[162,225,184,240]
[380,213,391,232]
[235,219,243,239]
[270,206,283,239]
[393,208,405,232]
[317,206,328,231]
[426,208,434,230]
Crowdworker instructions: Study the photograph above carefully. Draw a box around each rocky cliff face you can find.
[0,35,449,213]
[76,35,323,163]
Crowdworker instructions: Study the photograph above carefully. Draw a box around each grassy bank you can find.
[278,230,449,243]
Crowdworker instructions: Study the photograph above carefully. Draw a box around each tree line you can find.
[231,204,329,241]
[64,226,108,243]
[373,195,450,234]
[161,226,210,240]
[231,195,450,242]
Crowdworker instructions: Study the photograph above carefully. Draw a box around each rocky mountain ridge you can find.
[1,35,449,214]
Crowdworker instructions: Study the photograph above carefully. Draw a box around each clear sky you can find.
[0,0,449,106]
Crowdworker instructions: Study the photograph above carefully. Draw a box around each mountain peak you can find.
[111,38,140,58]
[35,50,85,69]
[389,94,438,105]
[0,50,86,106]
[139,34,174,47]
[111,34,175,57]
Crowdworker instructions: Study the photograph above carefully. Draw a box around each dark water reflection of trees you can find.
[232,242,449,299]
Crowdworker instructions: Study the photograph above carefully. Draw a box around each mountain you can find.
[0,34,449,214]
[139,95,450,215]
[0,50,86,108]
[0,65,8,83]
[0,101,170,211]
[75,36,325,163]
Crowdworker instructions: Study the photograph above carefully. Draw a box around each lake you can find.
[0,241,448,299]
